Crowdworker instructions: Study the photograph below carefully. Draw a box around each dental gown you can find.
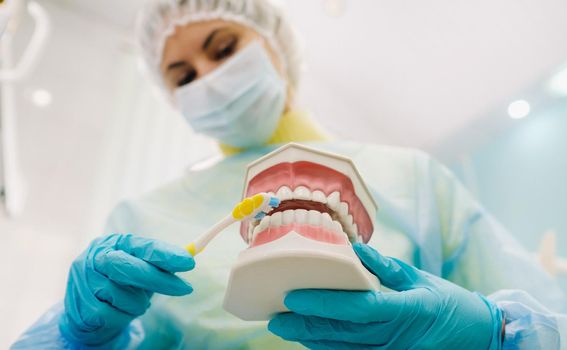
[12,141,567,349]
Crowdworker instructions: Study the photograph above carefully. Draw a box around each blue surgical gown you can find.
[12,142,567,349]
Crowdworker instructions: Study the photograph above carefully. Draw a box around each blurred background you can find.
[1,0,566,346]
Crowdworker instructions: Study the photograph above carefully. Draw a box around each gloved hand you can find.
[60,233,195,346]
[269,243,503,350]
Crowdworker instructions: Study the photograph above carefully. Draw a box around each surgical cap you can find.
[137,0,303,90]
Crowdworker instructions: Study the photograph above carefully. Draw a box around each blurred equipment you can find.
[539,230,567,276]
[0,0,50,216]
[0,0,14,37]
[0,1,50,81]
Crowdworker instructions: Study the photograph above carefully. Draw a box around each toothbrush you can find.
[186,193,281,256]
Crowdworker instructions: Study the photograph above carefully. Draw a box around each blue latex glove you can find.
[269,243,503,350]
[60,233,195,347]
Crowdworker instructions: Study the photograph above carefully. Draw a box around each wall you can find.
[452,98,567,287]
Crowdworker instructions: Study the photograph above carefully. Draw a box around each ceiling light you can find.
[548,67,567,96]
[507,100,530,119]
[32,89,52,107]
[323,0,346,17]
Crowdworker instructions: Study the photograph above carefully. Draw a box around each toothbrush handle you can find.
[187,215,235,256]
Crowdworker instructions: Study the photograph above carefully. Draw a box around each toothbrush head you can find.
[232,193,280,222]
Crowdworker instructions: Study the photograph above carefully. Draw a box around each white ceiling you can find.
[50,0,567,157]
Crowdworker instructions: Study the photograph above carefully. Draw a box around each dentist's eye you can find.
[214,37,237,60]
[205,30,238,62]
[177,69,197,87]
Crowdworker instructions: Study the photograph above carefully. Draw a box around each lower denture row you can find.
[250,223,350,247]
[248,209,351,245]
[267,186,359,237]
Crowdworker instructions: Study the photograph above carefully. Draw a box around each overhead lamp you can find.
[548,67,567,97]
[507,100,530,119]
[32,89,52,107]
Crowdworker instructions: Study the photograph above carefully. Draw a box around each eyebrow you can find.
[203,28,227,51]
[166,61,187,72]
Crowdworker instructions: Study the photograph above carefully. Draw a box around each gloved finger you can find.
[94,280,152,316]
[353,243,421,291]
[115,234,195,272]
[269,313,391,345]
[284,289,413,323]
[95,250,193,296]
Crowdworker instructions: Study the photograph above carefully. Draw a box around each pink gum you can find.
[250,223,349,248]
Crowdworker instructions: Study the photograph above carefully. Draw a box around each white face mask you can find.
[174,41,287,149]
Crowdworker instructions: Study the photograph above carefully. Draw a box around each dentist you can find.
[13,0,566,349]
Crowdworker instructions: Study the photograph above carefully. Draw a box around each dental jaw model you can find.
[223,143,380,320]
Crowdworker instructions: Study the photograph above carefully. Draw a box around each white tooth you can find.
[277,186,293,201]
[327,192,340,211]
[271,212,282,227]
[252,225,263,241]
[308,210,321,226]
[283,210,295,225]
[295,209,307,224]
[345,221,356,237]
[312,190,327,204]
[321,213,333,229]
[294,186,312,200]
[344,218,355,234]
[258,216,270,232]
[339,202,349,217]
[268,191,275,197]
[352,224,359,236]
[332,220,343,234]
[345,214,354,227]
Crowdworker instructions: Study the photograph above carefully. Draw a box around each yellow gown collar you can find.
[219,110,330,156]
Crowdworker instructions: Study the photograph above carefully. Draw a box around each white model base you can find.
[223,231,381,321]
